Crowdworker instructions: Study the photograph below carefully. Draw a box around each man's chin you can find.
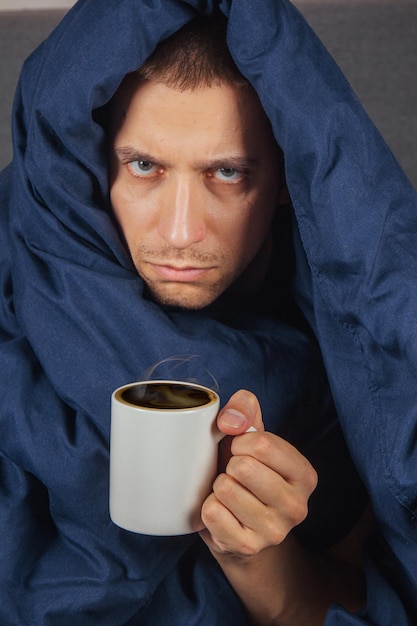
[145,282,222,310]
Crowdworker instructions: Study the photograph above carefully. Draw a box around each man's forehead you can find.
[108,78,281,177]
[110,78,270,133]
[113,73,251,108]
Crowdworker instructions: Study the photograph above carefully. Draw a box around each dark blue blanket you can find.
[1,0,416,623]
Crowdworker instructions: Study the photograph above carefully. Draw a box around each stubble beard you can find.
[132,244,235,310]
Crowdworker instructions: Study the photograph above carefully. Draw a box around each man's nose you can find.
[157,176,206,249]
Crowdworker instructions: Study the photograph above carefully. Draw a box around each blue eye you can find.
[129,160,158,176]
[213,167,241,182]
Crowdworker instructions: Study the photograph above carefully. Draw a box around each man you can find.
[107,17,370,624]
[1,1,416,624]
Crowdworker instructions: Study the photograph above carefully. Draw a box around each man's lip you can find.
[147,263,215,282]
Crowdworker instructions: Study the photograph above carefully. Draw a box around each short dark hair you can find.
[105,15,250,131]
[135,15,249,90]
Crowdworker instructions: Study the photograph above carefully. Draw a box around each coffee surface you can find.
[121,382,214,409]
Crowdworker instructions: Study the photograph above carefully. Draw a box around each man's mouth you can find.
[146,262,215,282]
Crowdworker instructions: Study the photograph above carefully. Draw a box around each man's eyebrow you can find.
[194,156,260,171]
[114,147,158,163]
[114,147,260,171]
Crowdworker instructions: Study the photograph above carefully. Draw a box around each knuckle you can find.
[291,497,309,525]
[302,462,318,494]
[262,516,287,545]
[200,495,220,526]
[277,490,309,527]
[228,455,257,483]
[213,473,236,502]
[252,432,275,459]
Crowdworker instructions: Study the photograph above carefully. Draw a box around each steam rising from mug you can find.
[139,354,219,393]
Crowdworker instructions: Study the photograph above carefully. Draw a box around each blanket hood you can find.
[3,0,417,623]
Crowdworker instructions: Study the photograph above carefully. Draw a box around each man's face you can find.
[109,78,282,309]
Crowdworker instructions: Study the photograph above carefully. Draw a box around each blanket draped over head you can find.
[1,0,416,624]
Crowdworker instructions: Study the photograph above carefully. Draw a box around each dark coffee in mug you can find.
[116,381,216,410]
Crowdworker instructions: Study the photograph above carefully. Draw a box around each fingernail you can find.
[221,409,246,429]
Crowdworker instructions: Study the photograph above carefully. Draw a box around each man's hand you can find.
[198,390,367,625]
[199,389,318,556]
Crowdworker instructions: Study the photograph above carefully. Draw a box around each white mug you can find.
[109,380,221,536]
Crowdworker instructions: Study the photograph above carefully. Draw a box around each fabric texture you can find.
[0,0,416,624]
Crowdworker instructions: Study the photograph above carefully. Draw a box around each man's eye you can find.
[213,167,242,183]
[129,160,159,176]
